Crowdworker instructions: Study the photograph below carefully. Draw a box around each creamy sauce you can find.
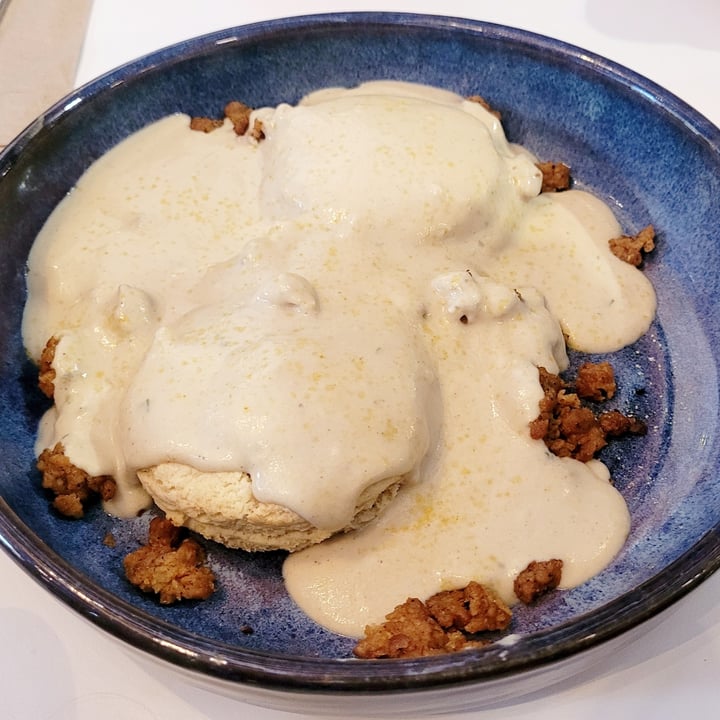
[22,81,656,635]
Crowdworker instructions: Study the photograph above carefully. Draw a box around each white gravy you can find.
[22,81,656,636]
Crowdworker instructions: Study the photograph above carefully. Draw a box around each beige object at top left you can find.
[0,0,92,149]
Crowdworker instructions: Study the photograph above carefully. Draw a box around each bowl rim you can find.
[2,10,719,166]
[1,10,720,695]
[2,495,719,692]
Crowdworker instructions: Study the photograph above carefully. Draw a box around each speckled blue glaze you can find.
[1,12,720,710]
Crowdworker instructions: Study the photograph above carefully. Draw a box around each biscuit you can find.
[137,463,404,552]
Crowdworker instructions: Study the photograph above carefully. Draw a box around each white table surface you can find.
[3,1,720,718]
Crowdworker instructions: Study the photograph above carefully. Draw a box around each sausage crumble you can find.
[38,335,59,398]
[609,224,655,266]
[353,581,512,659]
[354,558,566,660]
[536,161,571,192]
[124,516,215,604]
[575,360,617,402]
[514,559,564,604]
[190,100,265,140]
[529,363,646,462]
[37,442,116,519]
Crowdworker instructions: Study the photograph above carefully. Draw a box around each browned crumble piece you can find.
[189,101,260,138]
[514,559,564,604]
[249,117,265,141]
[529,365,643,462]
[575,360,616,401]
[353,581,512,659]
[536,161,571,192]
[609,224,656,266]
[551,400,608,462]
[38,335,59,398]
[599,409,647,438]
[123,516,215,604]
[466,94,502,120]
[425,581,512,633]
[354,597,449,659]
[189,116,224,133]
[37,442,116,519]
[103,532,117,548]
[529,367,605,462]
[443,630,488,653]
[223,100,253,135]
[532,365,567,419]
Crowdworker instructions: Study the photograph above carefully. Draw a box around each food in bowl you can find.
[22,80,656,645]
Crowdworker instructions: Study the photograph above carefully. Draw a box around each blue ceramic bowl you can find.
[1,13,719,715]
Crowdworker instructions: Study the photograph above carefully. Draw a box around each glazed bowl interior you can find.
[1,11,720,714]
